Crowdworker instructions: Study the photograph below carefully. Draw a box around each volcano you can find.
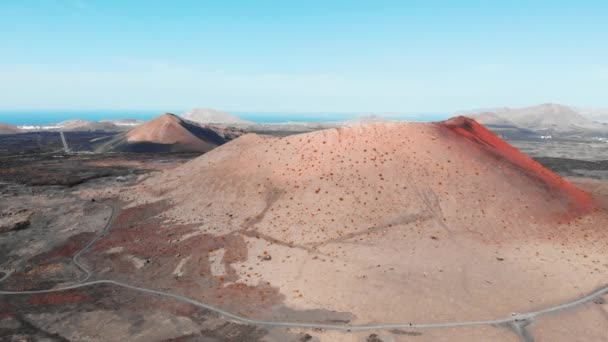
[140,116,593,235]
[96,113,245,153]
[109,116,606,327]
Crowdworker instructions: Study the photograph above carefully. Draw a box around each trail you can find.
[1,201,607,339]
[1,278,608,333]
[0,149,65,160]
[71,202,119,282]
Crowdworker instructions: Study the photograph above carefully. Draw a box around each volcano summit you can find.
[95,113,245,153]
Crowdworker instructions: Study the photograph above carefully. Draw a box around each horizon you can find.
[1,101,607,125]
[2,1,608,114]
[0,109,452,126]
[2,3,608,338]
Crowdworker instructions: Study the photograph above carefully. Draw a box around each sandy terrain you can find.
[528,293,608,341]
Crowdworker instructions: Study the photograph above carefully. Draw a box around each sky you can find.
[0,0,607,115]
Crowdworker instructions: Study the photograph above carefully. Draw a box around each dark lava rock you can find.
[0,209,32,233]
[300,333,313,341]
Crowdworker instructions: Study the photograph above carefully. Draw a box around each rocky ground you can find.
[0,132,117,156]
[0,136,607,342]
[511,140,608,162]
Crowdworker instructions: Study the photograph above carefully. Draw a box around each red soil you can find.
[0,299,14,319]
[84,200,286,317]
[43,232,96,259]
[125,113,218,152]
[91,202,201,257]
[91,202,248,263]
[438,116,594,218]
[27,291,91,305]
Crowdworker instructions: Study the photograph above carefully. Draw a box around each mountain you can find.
[576,107,608,123]
[454,106,509,116]
[114,117,605,325]
[466,103,608,139]
[0,123,23,134]
[135,116,593,238]
[95,113,245,153]
[181,108,253,125]
[467,112,518,127]
[467,112,541,140]
[493,103,599,131]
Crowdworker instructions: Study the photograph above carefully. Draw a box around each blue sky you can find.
[0,0,607,114]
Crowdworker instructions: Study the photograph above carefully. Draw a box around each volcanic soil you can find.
[95,113,245,153]
[2,118,607,341]
[102,118,608,328]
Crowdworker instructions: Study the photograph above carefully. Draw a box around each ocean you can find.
[0,110,450,126]
[0,110,166,126]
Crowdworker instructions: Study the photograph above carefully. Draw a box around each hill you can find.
[495,103,598,131]
[111,117,606,326]
[181,108,253,125]
[469,112,518,127]
[95,113,245,153]
[469,103,608,136]
[137,116,593,238]
[576,107,608,123]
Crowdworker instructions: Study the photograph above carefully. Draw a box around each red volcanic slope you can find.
[27,292,91,305]
[438,116,594,216]
[96,113,240,153]
[130,117,599,250]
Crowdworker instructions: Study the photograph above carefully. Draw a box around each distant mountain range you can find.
[576,107,608,123]
[462,103,608,140]
[182,108,253,125]
[2,103,608,145]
